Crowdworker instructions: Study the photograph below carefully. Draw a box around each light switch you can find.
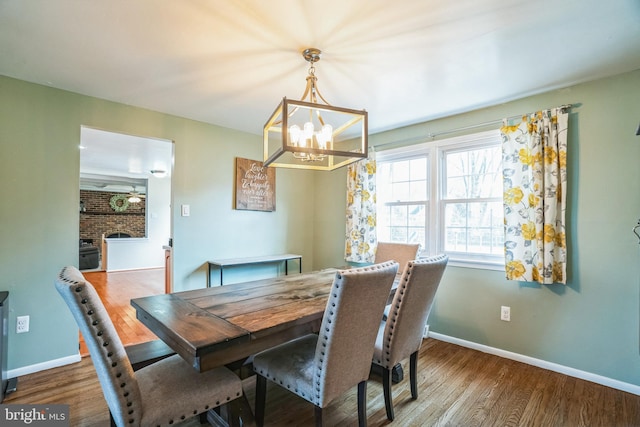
[181,204,190,217]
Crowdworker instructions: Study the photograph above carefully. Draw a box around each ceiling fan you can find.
[127,186,146,203]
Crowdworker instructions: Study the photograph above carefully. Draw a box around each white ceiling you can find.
[2,0,639,139]
[79,127,173,191]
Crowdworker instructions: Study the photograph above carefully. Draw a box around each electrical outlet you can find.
[16,315,29,333]
[500,306,511,322]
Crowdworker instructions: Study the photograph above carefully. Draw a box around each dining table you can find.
[131,268,341,372]
[131,267,400,426]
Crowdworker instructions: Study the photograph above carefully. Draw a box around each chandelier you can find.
[263,48,368,171]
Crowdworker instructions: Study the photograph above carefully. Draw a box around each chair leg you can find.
[410,351,418,400]
[255,374,267,427]
[357,380,368,427]
[382,367,395,421]
[314,405,324,427]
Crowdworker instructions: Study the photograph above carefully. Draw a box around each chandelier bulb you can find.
[303,122,314,138]
[289,125,301,144]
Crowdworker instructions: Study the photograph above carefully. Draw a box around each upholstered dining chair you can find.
[372,254,448,421]
[55,266,244,427]
[252,261,400,427]
[374,242,421,321]
[374,242,421,270]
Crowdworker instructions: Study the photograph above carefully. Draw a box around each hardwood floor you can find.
[5,269,640,426]
[78,268,165,355]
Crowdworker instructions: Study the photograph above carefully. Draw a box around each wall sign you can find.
[235,157,276,211]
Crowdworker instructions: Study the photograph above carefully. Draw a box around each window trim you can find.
[376,129,505,271]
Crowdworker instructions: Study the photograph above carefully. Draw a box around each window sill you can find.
[444,257,505,272]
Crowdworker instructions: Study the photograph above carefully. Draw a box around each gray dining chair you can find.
[55,266,244,427]
[252,261,400,427]
[372,254,448,421]
[374,242,421,270]
[374,242,421,322]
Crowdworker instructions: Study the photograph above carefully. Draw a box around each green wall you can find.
[313,69,640,386]
[0,75,316,371]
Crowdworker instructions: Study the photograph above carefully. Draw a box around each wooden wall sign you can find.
[235,157,276,211]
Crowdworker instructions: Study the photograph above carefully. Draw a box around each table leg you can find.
[206,394,255,427]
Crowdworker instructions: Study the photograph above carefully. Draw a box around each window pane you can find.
[444,203,467,227]
[407,205,425,226]
[444,145,502,199]
[377,164,392,201]
[409,180,427,201]
[392,182,410,201]
[409,158,427,181]
[445,228,467,252]
[390,227,407,242]
[390,206,407,226]
[445,176,468,199]
[444,202,503,254]
[378,203,426,249]
[377,205,391,241]
[391,160,410,182]
[408,227,425,247]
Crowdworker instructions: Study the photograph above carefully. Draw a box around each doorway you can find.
[79,126,173,273]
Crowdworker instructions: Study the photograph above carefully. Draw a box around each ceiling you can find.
[79,127,173,192]
[2,0,639,139]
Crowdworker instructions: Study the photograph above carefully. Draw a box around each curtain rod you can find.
[371,104,572,152]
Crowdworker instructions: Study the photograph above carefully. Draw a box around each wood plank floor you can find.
[5,269,640,426]
[78,268,165,355]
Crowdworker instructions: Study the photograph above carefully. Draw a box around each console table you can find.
[206,253,302,287]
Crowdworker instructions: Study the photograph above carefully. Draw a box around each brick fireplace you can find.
[80,190,146,246]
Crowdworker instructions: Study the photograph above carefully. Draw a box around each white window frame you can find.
[376,129,505,271]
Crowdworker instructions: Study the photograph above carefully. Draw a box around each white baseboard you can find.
[7,354,81,379]
[428,332,640,396]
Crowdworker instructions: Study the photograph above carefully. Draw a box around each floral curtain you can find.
[501,108,569,284]
[345,154,377,263]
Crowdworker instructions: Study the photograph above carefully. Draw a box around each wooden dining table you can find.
[131,267,400,426]
[131,268,353,373]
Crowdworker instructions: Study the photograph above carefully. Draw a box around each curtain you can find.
[501,108,569,284]
[345,154,377,263]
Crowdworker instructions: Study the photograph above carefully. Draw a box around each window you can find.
[376,130,504,269]
[377,157,428,248]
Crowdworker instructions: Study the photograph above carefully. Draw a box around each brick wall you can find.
[79,190,146,246]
